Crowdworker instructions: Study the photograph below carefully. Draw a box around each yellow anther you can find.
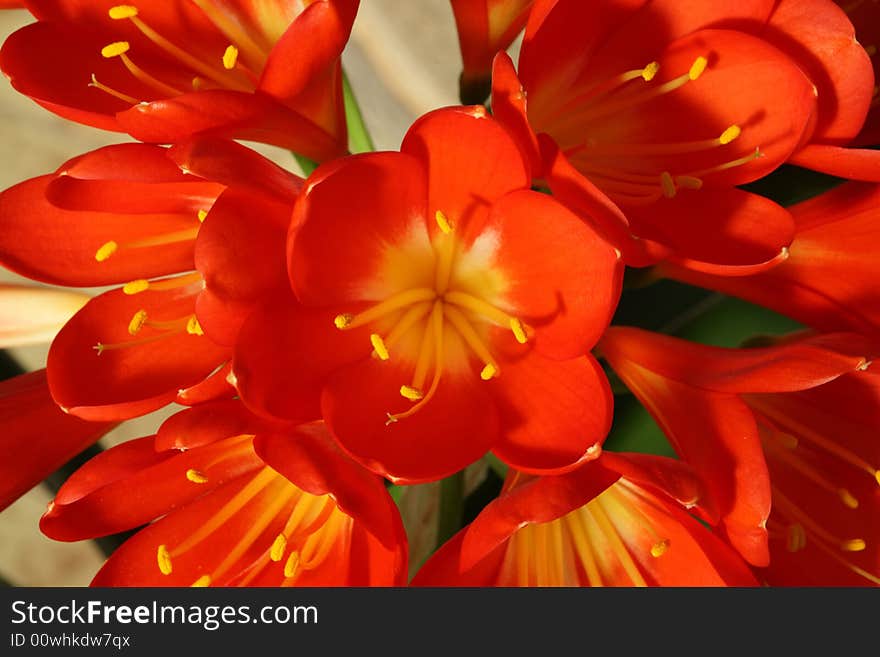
[400,385,424,401]
[270,534,287,562]
[101,41,131,58]
[688,56,708,81]
[370,333,390,360]
[186,468,208,484]
[510,318,528,344]
[222,45,239,70]
[334,314,353,329]
[192,77,203,90]
[123,279,150,295]
[480,363,498,381]
[95,241,118,262]
[660,171,676,198]
[676,175,703,190]
[641,61,660,81]
[186,316,204,336]
[128,310,148,335]
[157,545,173,575]
[841,539,866,552]
[283,551,300,578]
[719,124,742,145]
[197,209,208,222]
[875,470,880,486]
[435,210,453,234]
[109,5,138,19]
[838,488,859,509]
[191,575,211,587]
[650,539,669,558]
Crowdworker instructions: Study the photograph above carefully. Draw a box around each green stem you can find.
[436,470,464,549]
[343,71,375,154]
[293,153,319,177]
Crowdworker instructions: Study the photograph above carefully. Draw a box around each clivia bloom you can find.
[598,327,874,570]
[0,0,359,161]
[233,106,623,484]
[412,452,759,586]
[40,400,408,587]
[0,139,302,420]
[491,0,827,273]
[660,183,880,343]
[449,0,533,103]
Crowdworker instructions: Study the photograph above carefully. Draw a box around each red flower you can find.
[41,400,408,587]
[0,370,113,512]
[233,106,623,483]
[449,0,533,102]
[598,327,872,567]
[0,0,359,161]
[0,140,302,421]
[491,0,824,274]
[660,183,880,342]
[412,452,758,586]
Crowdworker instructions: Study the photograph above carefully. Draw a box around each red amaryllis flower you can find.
[660,183,880,343]
[449,0,533,102]
[413,452,758,586]
[747,365,880,586]
[41,400,407,587]
[491,0,821,274]
[0,369,114,512]
[598,327,872,567]
[0,140,301,420]
[0,0,359,161]
[233,106,623,484]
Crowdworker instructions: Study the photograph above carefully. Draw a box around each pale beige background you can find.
[0,1,474,586]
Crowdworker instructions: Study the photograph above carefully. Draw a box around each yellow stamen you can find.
[590,500,648,587]
[563,513,603,587]
[841,539,866,552]
[659,171,676,198]
[101,41,131,58]
[509,317,528,344]
[109,5,138,19]
[443,304,500,378]
[95,241,118,262]
[435,210,453,234]
[445,290,519,329]
[89,74,140,104]
[283,551,300,578]
[186,469,208,484]
[688,56,708,81]
[719,125,741,145]
[641,61,660,81]
[370,333,390,360]
[334,288,436,330]
[383,301,433,349]
[480,363,498,381]
[270,534,287,562]
[334,314,353,329]
[387,301,445,424]
[400,385,424,401]
[650,539,669,558]
[838,488,859,510]
[157,545,173,575]
[676,175,703,190]
[222,45,239,70]
[128,310,148,335]
[198,209,208,222]
[186,316,204,336]
[191,575,211,587]
[123,279,150,295]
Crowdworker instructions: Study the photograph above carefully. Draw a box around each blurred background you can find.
[0,0,469,586]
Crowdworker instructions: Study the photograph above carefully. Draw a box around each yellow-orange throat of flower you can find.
[333,210,531,425]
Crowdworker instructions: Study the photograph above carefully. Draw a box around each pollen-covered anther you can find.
[123,279,150,295]
[157,544,173,575]
[334,314,353,329]
[222,45,239,70]
[641,61,660,81]
[95,241,118,262]
[837,488,859,509]
[283,551,300,578]
[480,363,498,381]
[509,318,529,344]
[186,468,208,484]
[101,41,131,58]
[841,538,867,552]
[128,310,148,335]
[270,534,287,562]
[186,316,204,336]
[435,210,454,234]
[191,575,211,587]
[688,56,709,81]
[650,539,669,558]
[719,125,742,145]
[198,209,209,223]
[400,385,424,401]
[659,171,676,198]
[370,333,390,360]
[109,5,139,19]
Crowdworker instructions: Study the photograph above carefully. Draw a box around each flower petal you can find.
[788,144,880,182]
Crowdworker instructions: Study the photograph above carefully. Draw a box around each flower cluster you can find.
[0,0,877,587]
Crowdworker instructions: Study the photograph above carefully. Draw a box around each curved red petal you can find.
[788,144,880,182]
[490,52,542,175]
[155,399,269,451]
